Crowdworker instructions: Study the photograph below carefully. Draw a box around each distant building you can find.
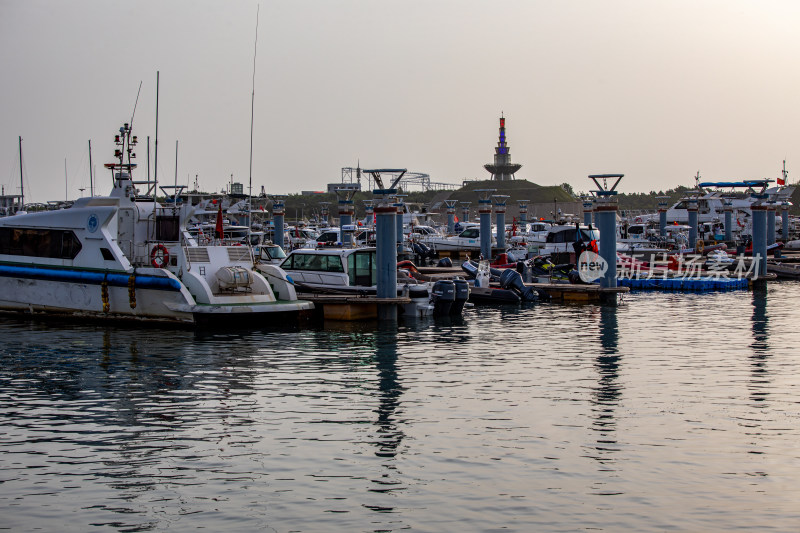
[301,190,329,196]
[327,182,360,193]
[484,115,522,181]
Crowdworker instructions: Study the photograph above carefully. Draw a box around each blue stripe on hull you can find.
[0,264,182,291]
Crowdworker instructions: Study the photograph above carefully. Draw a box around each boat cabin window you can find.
[260,245,286,261]
[347,250,376,287]
[459,228,479,239]
[156,215,180,242]
[316,231,340,244]
[0,227,82,259]
[282,253,344,273]
[546,228,598,243]
[627,225,645,235]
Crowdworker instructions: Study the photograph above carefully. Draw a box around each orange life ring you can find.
[150,244,170,268]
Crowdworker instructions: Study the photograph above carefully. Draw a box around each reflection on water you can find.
[590,305,621,468]
[750,285,770,405]
[2,284,800,532]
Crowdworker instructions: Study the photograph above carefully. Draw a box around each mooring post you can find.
[751,196,768,278]
[589,174,623,289]
[781,201,790,242]
[445,199,458,235]
[493,194,509,251]
[335,188,355,247]
[476,189,495,260]
[723,200,733,242]
[656,196,669,237]
[687,196,698,250]
[583,197,593,227]
[270,194,286,250]
[766,201,776,246]
[460,202,471,226]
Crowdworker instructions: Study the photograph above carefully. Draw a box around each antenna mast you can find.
[248,4,260,241]
[18,136,24,211]
[88,140,94,196]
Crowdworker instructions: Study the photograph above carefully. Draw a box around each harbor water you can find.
[2,282,800,532]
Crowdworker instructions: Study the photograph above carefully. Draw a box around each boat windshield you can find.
[347,250,376,287]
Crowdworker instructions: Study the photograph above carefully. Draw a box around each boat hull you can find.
[0,264,313,326]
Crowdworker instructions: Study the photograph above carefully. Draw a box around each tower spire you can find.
[483,115,522,181]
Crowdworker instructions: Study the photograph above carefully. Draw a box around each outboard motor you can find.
[430,279,455,316]
[451,278,470,315]
[499,268,538,302]
[437,257,453,268]
[413,242,433,262]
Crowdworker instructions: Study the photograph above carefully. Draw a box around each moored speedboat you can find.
[273,247,469,317]
[0,123,313,326]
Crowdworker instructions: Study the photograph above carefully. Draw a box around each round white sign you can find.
[578,251,608,283]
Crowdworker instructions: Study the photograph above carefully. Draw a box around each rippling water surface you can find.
[2,283,800,532]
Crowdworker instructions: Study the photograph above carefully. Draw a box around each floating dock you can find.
[301,294,411,321]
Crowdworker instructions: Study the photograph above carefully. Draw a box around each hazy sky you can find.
[2,0,798,203]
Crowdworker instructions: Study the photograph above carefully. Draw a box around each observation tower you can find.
[483,115,522,181]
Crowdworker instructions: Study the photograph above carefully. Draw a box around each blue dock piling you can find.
[271,195,286,250]
[589,174,623,290]
[583,198,593,227]
[460,202,471,225]
[476,189,496,260]
[687,197,698,250]
[724,200,733,242]
[657,196,670,237]
[518,200,530,225]
[766,202,776,246]
[445,199,458,235]
[751,201,768,277]
[335,188,355,247]
[781,202,790,241]
[493,194,509,250]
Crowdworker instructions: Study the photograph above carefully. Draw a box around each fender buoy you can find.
[150,244,170,268]
[696,239,704,254]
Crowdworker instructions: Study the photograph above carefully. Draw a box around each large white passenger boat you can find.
[0,124,313,326]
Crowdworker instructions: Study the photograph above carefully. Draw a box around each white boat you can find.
[273,247,469,317]
[427,226,495,253]
[528,224,599,257]
[638,180,795,234]
[0,123,313,326]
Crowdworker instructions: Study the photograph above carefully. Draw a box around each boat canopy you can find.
[699,180,770,188]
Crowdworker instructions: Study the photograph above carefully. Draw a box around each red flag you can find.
[778,177,786,186]
[215,202,224,239]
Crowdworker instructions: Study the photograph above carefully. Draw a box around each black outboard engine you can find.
[430,279,455,316]
[499,268,538,302]
[437,257,453,268]
[451,278,470,315]
[412,242,433,264]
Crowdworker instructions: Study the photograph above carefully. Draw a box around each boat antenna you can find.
[248,4,260,243]
[152,72,160,242]
[154,72,159,202]
[18,136,24,211]
[88,140,94,197]
[130,80,143,130]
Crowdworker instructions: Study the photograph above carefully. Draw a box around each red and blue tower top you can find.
[484,114,522,181]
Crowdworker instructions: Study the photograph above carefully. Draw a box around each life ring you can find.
[150,244,170,268]
[696,239,704,254]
